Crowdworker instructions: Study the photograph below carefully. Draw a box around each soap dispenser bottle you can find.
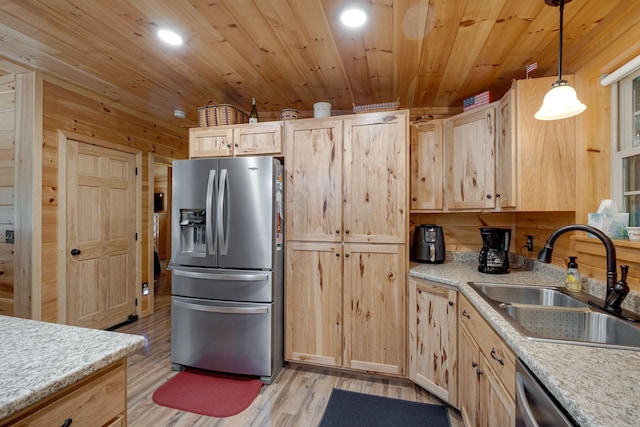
[565,256,581,292]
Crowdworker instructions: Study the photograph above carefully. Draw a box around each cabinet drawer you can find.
[460,296,516,399]
[7,361,126,427]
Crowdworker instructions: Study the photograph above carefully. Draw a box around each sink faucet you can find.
[538,224,630,314]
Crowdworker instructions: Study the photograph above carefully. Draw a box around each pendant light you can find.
[535,0,586,120]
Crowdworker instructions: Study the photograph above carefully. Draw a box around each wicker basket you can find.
[353,97,401,114]
[198,103,249,127]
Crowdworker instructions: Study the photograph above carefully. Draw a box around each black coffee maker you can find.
[478,227,511,274]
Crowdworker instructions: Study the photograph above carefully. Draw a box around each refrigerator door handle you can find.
[173,269,269,282]
[173,299,269,315]
[217,168,229,255]
[205,169,216,255]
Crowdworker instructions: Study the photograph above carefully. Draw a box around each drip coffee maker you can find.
[478,227,511,274]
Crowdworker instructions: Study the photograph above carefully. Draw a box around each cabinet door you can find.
[233,122,283,156]
[410,120,444,211]
[189,127,234,157]
[343,243,405,375]
[445,105,496,209]
[409,278,458,405]
[459,326,481,427]
[343,111,408,243]
[481,354,516,427]
[497,88,516,209]
[284,241,343,367]
[285,119,343,242]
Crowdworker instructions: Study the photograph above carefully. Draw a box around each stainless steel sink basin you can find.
[470,283,588,308]
[468,282,640,351]
[501,305,640,351]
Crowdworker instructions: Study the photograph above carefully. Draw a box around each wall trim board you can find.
[15,71,42,319]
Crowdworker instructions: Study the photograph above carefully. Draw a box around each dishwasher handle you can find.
[516,372,540,427]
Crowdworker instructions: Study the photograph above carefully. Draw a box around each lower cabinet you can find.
[408,277,458,406]
[4,360,127,427]
[459,295,516,427]
[285,242,406,376]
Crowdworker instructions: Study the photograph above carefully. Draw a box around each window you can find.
[612,68,640,227]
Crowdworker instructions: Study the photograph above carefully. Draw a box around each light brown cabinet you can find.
[459,295,516,427]
[284,110,409,376]
[410,120,444,211]
[445,105,497,210]
[497,76,577,211]
[189,121,283,158]
[408,278,457,405]
[4,361,127,427]
[285,242,405,375]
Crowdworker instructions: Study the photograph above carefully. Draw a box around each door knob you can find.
[70,249,81,256]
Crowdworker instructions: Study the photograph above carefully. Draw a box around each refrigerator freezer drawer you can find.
[172,266,273,302]
[171,296,273,377]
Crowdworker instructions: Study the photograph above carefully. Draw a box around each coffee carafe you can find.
[478,227,511,274]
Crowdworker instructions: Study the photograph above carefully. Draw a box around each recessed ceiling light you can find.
[173,109,186,119]
[340,7,367,28]
[157,29,183,46]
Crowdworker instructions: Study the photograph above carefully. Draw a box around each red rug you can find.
[152,369,263,417]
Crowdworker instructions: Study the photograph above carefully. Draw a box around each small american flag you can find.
[526,62,538,78]
[463,90,492,111]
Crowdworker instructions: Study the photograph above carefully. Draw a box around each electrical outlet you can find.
[5,230,13,244]
[526,235,534,252]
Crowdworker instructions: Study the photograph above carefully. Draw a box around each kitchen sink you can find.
[470,283,588,308]
[468,282,640,351]
[501,305,640,351]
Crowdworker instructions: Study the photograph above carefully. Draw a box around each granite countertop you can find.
[409,253,640,427]
[0,315,145,420]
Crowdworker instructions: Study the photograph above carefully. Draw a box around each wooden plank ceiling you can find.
[0,0,637,127]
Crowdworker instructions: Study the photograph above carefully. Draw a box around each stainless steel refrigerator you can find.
[169,156,284,384]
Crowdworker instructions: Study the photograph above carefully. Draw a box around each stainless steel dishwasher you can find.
[516,359,577,427]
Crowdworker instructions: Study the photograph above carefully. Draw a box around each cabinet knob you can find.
[448,301,454,306]
[476,369,483,377]
[412,197,417,201]
[336,230,340,234]
[336,253,340,257]
[345,253,350,258]
[472,361,478,368]
[226,144,232,148]
[486,194,492,199]
[461,310,471,319]
[62,419,73,427]
[70,248,81,256]
[345,230,350,234]
[234,143,239,148]
[495,193,501,198]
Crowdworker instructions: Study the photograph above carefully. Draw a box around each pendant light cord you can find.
[557,0,565,81]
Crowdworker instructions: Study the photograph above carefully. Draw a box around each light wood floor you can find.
[118,266,464,427]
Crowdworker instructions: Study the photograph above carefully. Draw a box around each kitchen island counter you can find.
[0,315,144,421]
[410,257,640,427]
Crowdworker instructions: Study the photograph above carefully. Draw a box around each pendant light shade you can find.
[535,0,586,120]
[535,79,586,120]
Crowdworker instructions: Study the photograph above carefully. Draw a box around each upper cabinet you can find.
[500,76,577,211]
[410,120,444,212]
[189,121,283,158]
[286,111,408,244]
[445,105,497,210]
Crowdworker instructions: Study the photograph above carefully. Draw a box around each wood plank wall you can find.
[40,76,188,323]
[0,74,14,315]
[410,211,575,265]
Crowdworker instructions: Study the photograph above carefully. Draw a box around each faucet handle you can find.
[620,264,629,283]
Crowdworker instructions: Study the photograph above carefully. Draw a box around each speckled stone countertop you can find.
[0,315,145,420]
[409,253,640,427]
